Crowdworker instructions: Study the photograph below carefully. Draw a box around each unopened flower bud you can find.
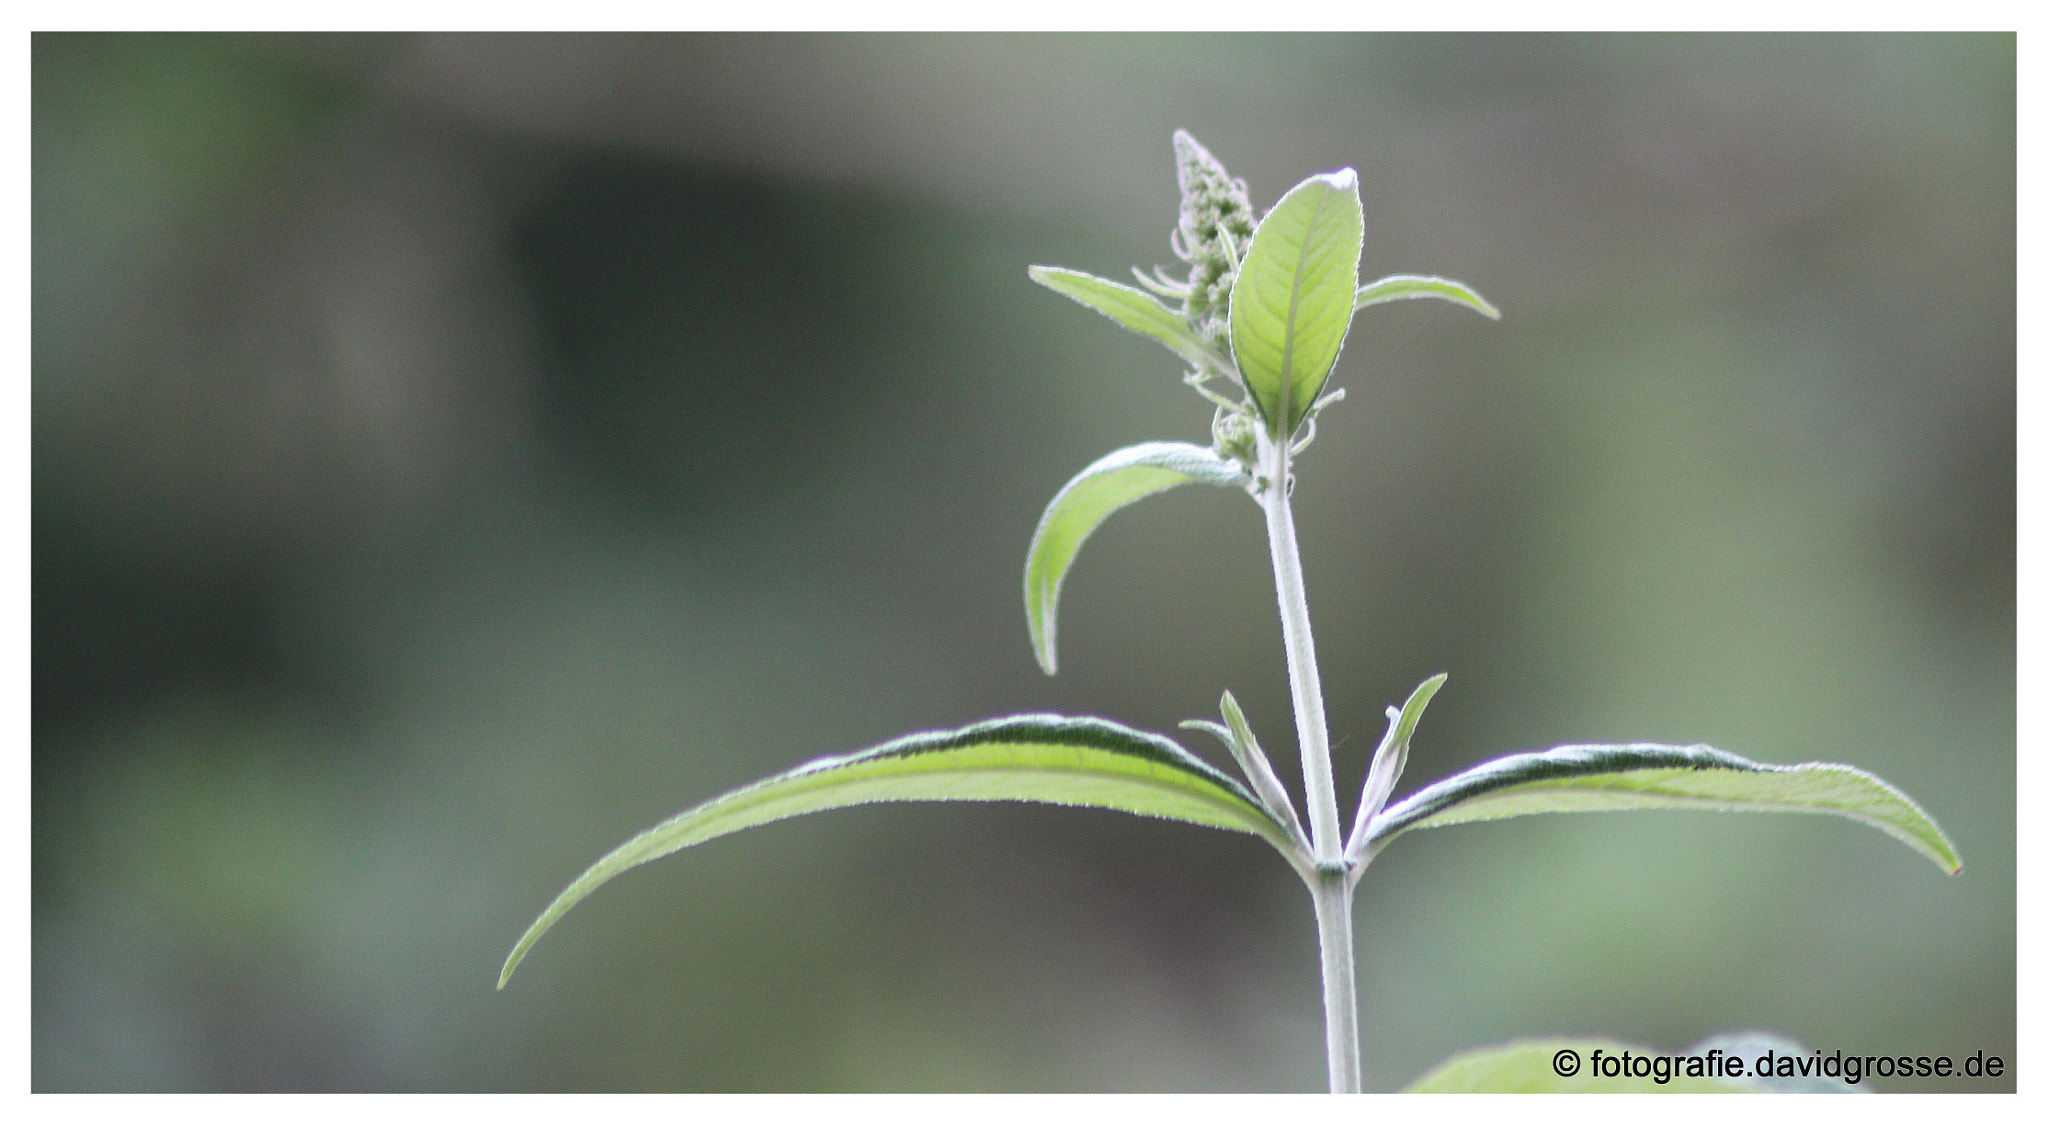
[1172,131,1258,335]
[1212,408,1259,469]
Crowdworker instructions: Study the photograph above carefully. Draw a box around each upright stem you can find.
[1261,438,1340,857]
[1259,432,1360,1093]
[1311,868,1361,1093]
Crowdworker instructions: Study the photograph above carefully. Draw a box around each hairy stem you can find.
[1311,868,1361,1093]
[1262,438,1340,857]
[1260,431,1358,1092]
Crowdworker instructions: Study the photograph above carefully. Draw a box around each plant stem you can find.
[1311,867,1362,1093]
[1261,438,1340,857]
[1259,431,1360,1092]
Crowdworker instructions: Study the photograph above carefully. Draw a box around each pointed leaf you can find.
[1027,265,1223,369]
[1180,690,1308,854]
[1217,691,1301,837]
[1346,673,1447,861]
[500,714,1287,987]
[1406,1039,1752,1093]
[1228,169,1364,434]
[1360,742,1960,874]
[1354,273,1500,319]
[1025,442,1249,674]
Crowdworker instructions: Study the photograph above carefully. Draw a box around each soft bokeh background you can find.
[33,33,2013,1092]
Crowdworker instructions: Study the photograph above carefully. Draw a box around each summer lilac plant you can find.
[499,133,1959,1093]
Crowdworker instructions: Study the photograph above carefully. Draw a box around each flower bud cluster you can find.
[1172,131,1258,346]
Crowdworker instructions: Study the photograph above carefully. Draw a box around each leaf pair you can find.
[500,688,1958,988]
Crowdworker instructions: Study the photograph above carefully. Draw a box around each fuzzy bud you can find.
[1172,131,1259,338]
[1211,407,1259,470]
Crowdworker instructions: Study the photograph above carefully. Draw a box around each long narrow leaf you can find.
[1360,743,1959,874]
[1228,169,1364,435]
[1027,265,1223,369]
[1354,273,1500,319]
[1025,442,1249,674]
[501,714,1288,987]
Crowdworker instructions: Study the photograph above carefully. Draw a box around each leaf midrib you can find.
[1275,187,1340,432]
[775,756,1272,824]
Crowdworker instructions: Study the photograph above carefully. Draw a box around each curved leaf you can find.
[1027,265,1224,370]
[1360,742,1960,874]
[500,714,1287,988]
[1025,442,1249,675]
[1354,273,1500,320]
[1406,1039,1752,1093]
[1228,169,1364,435]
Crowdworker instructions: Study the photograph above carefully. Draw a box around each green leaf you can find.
[1345,673,1447,860]
[1025,442,1249,675]
[1180,690,1309,855]
[1360,742,1961,875]
[500,714,1287,988]
[1228,169,1364,435]
[1027,265,1223,369]
[1354,273,1500,319]
[1406,1039,1753,1093]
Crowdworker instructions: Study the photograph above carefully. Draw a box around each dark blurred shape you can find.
[513,155,913,524]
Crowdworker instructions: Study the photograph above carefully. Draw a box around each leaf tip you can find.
[1028,597,1057,675]
[1321,167,1358,192]
[1399,673,1449,722]
[498,918,550,990]
[1934,839,1963,875]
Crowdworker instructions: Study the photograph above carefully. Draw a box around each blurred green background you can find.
[32,33,2013,1092]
